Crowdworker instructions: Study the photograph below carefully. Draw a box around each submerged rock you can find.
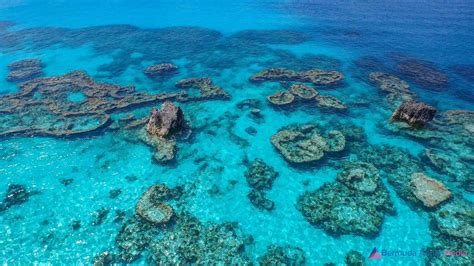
[391,100,437,127]
[144,63,178,77]
[267,90,295,106]
[0,184,31,213]
[250,68,344,86]
[135,185,174,224]
[396,59,448,89]
[244,159,279,190]
[259,245,306,266]
[271,124,345,164]
[8,59,42,70]
[409,173,452,208]
[297,162,394,237]
[92,251,117,266]
[146,101,185,138]
[7,59,43,82]
[148,213,251,264]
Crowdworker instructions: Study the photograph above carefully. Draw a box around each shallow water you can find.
[0,1,473,265]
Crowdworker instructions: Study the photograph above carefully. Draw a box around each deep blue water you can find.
[0,1,472,265]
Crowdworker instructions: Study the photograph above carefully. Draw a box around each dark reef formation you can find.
[344,250,366,266]
[143,63,178,77]
[7,58,43,82]
[369,72,413,104]
[271,124,345,165]
[175,77,231,101]
[0,184,34,213]
[395,59,448,89]
[259,245,306,266]
[297,162,395,237]
[0,70,228,138]
[289,83,319,100]
[391,100,437,128]
[250,68,344,86]
[244,159,279,211]
[425,199,473,265]
[147,213,252,265]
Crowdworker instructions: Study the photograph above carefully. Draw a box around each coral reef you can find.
[289,83,318,100]
[7,58,43,82]
[369,72,413,103]
[259,245,306,266]
[148,213,252,265]
[244,159,279,190]
[244,159,278,211]
[248,189,275,211]
[344,250,365,266]
[135,185,174,224]
[144,63,178,77]
[0,184,32,213]
[409,173,452,208]
[271,124,345,164]
[0,71,229,138]
[250,68,344,86]
[175,77,231,101]
[390,100,437,127]
[315,95,347,110]
[267,90,295,106]
[115,215,158,262]
[395,59,448,89]
[297,162,394,237]
[425,199,473,265]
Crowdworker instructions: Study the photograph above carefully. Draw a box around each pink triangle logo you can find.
[368,247,382,259]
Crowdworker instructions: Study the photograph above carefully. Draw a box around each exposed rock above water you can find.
[146,101,185,138]
[391,100,437,127]
[289,83,319,100]
[267,90,295,106]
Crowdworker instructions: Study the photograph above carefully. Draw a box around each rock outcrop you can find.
[146,101,185,138]
[391,100,437,127]
[259,245,306,266]
[140,101,187,164]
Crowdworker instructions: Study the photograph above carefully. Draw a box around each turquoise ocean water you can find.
[0,1,473,265]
